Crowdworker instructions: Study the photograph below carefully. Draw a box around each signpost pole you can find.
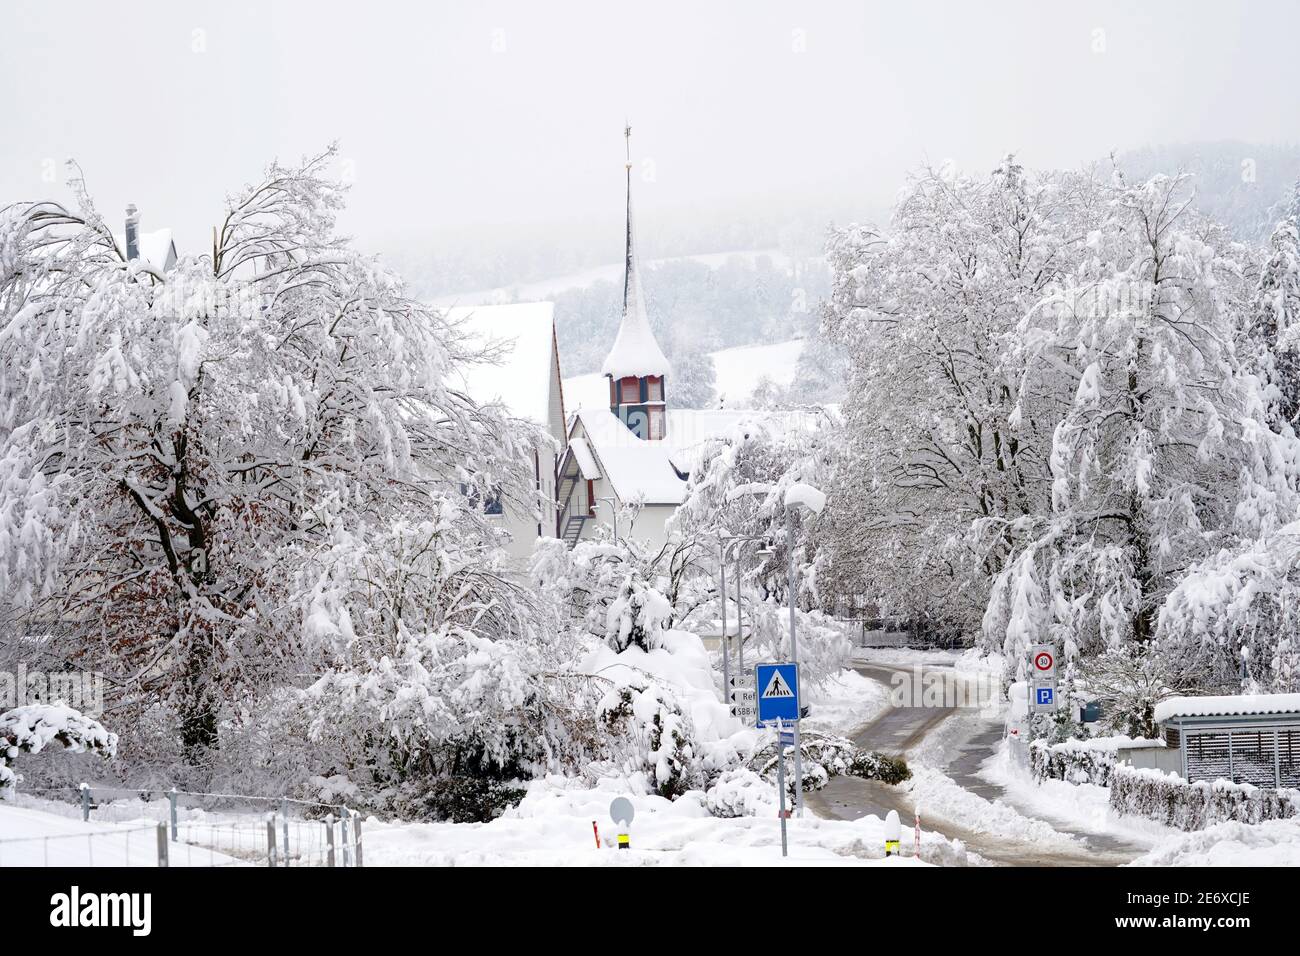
[719,541,731,699]
[776,718,788,858]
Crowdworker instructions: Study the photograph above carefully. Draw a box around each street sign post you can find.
[1027,644,1058,715]
[1028,644,1056,679]
[728,672,756,723]
[758,663,800,856]
[756,663,800,724]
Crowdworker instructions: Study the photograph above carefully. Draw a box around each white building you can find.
[452,134,812,558]
[448,301,567,561]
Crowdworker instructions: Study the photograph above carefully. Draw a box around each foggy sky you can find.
[3,0,1299,272]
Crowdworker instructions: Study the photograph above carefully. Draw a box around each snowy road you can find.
[807,659,1146,866]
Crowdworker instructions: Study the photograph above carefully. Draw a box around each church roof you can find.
[600,139,670,380]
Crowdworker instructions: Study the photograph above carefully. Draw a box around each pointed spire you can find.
[602,124,671,380]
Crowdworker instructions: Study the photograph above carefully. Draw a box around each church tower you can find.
[602,125,671,441]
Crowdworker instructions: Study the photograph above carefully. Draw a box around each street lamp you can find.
[592,496,620,544]
[717,533,770,698]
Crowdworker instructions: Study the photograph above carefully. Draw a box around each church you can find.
[452,133,798,559]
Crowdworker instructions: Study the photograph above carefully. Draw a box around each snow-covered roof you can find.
[566,338,808,412]
[571,405,824,505]
[111,228,177,272]
[1155,693,1300,723]
[573,408,686,504]
[447,302,559,429]
[567,436,601,480]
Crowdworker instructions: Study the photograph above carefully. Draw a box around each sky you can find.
[3,0,1299,275]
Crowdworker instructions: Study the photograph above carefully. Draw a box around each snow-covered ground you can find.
[360,776,938,866]
[0,800,243,867]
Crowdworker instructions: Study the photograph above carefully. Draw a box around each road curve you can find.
[807,659,1144,866]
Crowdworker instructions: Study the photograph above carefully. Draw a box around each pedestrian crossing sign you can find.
[756,662,800,723]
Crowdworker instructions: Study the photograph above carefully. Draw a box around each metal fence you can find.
[3,783,365,867]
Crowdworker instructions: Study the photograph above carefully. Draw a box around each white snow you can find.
[358,776,938,866]
[784,482,826,514]
[1128,818,1300,866]
[566,435,601,479]
[572,408,688,504]
[1154,693,1300,723]
[565,338,807,412]
[447,301,559,427]
[0,802,241,867]
[111,228,176,271]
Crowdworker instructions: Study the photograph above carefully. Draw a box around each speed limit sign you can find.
[1029,644,1056,678]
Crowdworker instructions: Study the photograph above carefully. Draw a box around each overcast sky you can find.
[4,1,1299,268]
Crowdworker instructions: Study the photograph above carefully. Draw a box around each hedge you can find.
[1109,764,1300,831]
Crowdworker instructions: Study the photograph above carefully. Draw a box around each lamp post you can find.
[717,534,770,701]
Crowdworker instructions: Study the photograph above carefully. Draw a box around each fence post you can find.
[325,815,336,868]
[266,814,277,868]
[353,814,363,868]
[168,788,178,842]
[340,807,351,867]
[281,799,290,866]
[156,823,169,867]
[79,782,91,821]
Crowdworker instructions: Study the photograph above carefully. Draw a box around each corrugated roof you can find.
[1155,693,1300,723]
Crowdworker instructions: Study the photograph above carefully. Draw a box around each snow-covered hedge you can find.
[1109,764,1300,830]
[0,704,117,795]
[747,730,910,797]
[1029,736,1161,787]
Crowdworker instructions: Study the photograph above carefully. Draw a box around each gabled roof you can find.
[112,228,177,272]
[447,302,561,433]
[571,408,686,504]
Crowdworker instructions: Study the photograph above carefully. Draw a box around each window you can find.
[649,407,665,440]
[646,376,663,402]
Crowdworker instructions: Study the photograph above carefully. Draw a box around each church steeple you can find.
[602,124,671,441]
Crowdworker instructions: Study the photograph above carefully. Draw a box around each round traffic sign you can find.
[609,797,635,826]
[1034,651,1054,671]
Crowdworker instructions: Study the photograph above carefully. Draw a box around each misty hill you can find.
[1115,140,1300,242]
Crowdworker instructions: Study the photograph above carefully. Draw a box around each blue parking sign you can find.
[1036,686,1054,706]
[755,663,800,724]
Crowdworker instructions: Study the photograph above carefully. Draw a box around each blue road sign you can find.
[1035,686,1054,706]
[756,662,800,724]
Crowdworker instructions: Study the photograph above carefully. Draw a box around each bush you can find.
[748,730,910,795]
[1030,740,1120,787]
[597,681,701,799]
[392,776,528,824]
[1109,764,1300,830]
[705,768,777,818]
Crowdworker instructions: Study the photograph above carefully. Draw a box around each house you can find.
[112,204,178,272]
[447,301,567,561]
[1153,693,1300,788]
[452,132,817,557]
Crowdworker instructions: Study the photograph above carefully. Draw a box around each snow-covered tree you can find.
[0,148,542,769]
[821,158,1089,638]
[985,172,1300,690]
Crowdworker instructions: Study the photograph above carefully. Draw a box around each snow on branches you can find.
[0,704,116,795]
[0,148,542,768]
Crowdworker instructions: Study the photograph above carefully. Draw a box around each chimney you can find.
[124,204,140,260]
